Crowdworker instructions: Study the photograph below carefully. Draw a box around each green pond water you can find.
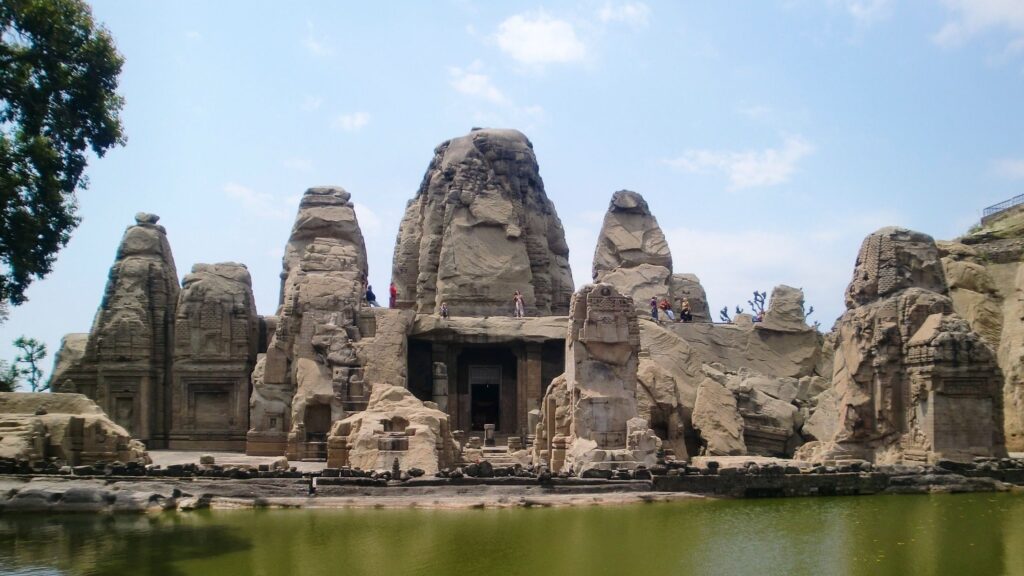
[1,493,1023,576]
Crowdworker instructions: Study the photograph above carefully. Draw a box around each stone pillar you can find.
[432,361,449,412]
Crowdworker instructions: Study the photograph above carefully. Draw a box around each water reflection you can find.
[0,493,1022,576]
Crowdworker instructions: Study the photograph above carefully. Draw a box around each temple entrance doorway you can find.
[469,365,501,431]
[304,404,331,459]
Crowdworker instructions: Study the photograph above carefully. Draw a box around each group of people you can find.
[363,282,524,319]
[650,296,694,323]
[364,282,399,308]
[369,283,699,324]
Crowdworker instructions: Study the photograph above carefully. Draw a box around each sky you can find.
[4,0,1024,384]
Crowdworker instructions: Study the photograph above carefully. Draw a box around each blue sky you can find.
[4,0,1024,382]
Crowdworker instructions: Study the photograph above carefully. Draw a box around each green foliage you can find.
[0,359,19,391]
[0,0,125,307]
[12,335,45,391]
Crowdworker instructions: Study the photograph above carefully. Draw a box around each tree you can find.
[13,335,46,391]
[0,359,19,391]
[0,0,125,307]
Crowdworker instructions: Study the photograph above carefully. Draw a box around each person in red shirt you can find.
[389,282,398,308]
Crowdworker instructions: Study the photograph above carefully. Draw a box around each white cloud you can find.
[934,0,1024,48]
[334,112,370,132]
[304,21,334,57]
[447,61,545,126]
[597,2,651,27]
[282,157,313,172]
[449,65,509,105]
[993,158,1024,179]
[493,11,586,66]
[664,136,815,190]
[302,96,324,111]
[842,0,891,24]
[223,183,292,221]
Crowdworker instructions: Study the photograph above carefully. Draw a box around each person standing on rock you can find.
[440,301,449,319]
[660,298,675,322]
[650,296,659,322]
[680,298,693,323]
[365,285,380,307]
[513,290,525,318]
[389,282,398,308]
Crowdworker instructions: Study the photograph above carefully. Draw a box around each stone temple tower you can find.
[391,128,574,317]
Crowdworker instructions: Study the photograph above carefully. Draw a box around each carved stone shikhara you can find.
[797,227,1006,464]
[391,128,573,317]
[50,213,180,447]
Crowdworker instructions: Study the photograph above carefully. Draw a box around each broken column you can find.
[535,283,660,474]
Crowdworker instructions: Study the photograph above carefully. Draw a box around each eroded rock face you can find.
[50,213,179,446]
[171,263,259,450]
[247,187,369,458]
[799,228,1005,464]
[326,384,459,474]
[534,284,660,474]
[939,207,1024,451]
[636,319,705,459]
[692,376,745,456]
[693,365,804,457]
[0,393,149,464]
[391,128,573,317]
[592,190,711,321]
[846,227,947,308]
[760,285,810,333]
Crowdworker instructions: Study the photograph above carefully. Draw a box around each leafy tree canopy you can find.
[0,0,124,307]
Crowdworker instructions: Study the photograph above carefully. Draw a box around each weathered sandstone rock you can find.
[326,384,458,474]
[760,285,810,333]
[170,263,259,450]
[534,284,660,474]
[51,213,179,446]
[0,393,149,464]
[592,190,711,321]
[691,376,745,456]
[391,128,573,316]
[667,319,824,379]
[938,206,1024,451]
[636,319,705,459]
[247,187,369,458]
[799,227,1005,464]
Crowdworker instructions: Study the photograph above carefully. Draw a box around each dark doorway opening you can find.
[305,404,331,460]
[456,347,517,433]
[469,365,501,431]
[407,339,434,402]
[305,405,331,440]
